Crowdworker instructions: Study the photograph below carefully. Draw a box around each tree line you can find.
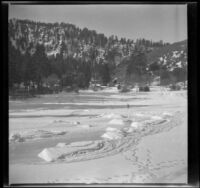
[9,19,170,55]
[125,51,187,86]
[9,41,112,94]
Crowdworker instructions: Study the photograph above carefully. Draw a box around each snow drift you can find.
[38,141,104,162]
[108,118,124,125]
[131,122,140,128]
[162,112,173,117]
[98,113,122,119]
[101,127,124,140]
[101,131,123,140]
[9,129,67,143]
[151,116,163,120]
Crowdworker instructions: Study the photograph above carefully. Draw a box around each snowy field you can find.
[9,86,187,184]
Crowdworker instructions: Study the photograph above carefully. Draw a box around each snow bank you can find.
[79,124,92,129]
[10,109,74,116]
[101,127,123,140]
[9,129,68,143]
[106,127,119,132]
[36,130,67,136]
[38,148,62,162]
[126,127,135,133]
[135,113,145,117]
[151,116,163,120]
[83,110,90,112]
[38,141,103,162]
[68,141,94,147]
[101,131,123,140]
[162,112,173,117]
[102,87,118,93]
[130,122,140,128]
[98,113,122,119]
[56,143,67,147]
[108,118,124,125]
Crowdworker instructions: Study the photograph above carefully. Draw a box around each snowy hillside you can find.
[9,18,170,65]
[147,40,187,72]
[114,40,187,85]
[9,18,187,89]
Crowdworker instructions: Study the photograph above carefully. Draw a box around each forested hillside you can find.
[9,18,187,93]
[114,40,187,85]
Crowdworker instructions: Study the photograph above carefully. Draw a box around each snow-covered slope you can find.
[147,40,187,72]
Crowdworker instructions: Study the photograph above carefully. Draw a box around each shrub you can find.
[63,85,79,93]
[38,87,53,94]
[117,84,121,90]
[139,86,150,92]
[169,84,181,91]
[144,86,150,91]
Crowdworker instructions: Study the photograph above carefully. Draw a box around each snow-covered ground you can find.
[9,86,187,184]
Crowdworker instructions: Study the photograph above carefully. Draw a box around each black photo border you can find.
[1,1,199,187]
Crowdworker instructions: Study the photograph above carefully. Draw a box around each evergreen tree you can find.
[100,63,111,85]
[126,52,149,85]
[33,44,50,89]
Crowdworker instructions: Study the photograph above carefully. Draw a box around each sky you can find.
[9,4,187,44]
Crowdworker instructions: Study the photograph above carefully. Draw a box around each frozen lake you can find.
[9,87,187,184]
